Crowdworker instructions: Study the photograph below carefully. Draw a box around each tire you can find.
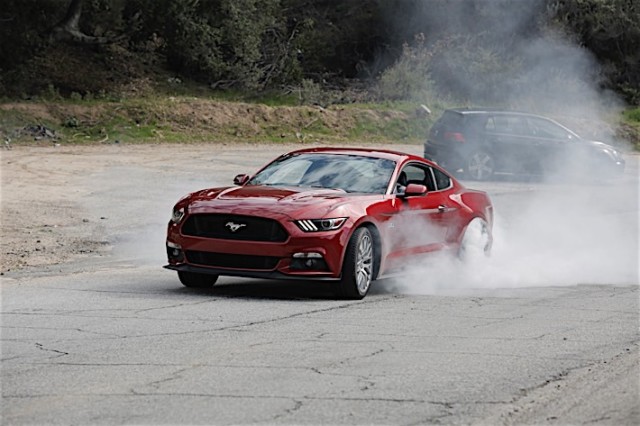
[458,218,492,262]
[178,271,219,288]
[334,227,375,300]
[466,151,495,181]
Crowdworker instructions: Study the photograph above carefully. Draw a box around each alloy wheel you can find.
[467,152,494,180]
[355,233,373,294]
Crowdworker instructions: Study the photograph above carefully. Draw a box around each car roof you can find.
[285,147,423,163]
[446,108,547,119]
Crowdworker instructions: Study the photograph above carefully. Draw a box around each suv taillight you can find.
[444,132,465,143]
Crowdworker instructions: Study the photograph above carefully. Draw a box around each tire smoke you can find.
[383,168,639,295]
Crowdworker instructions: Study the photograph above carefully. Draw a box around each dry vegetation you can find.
[0,97,435,147]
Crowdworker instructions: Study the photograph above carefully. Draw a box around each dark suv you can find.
[423,108,625,180]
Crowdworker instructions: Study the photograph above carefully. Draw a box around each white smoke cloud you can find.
[374,0,638,296]
[380,169,639,295]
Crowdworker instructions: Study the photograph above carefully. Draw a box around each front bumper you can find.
[166,217,350,280]
[163,263,340,281]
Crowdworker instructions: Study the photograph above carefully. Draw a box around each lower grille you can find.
[186,250,280,270]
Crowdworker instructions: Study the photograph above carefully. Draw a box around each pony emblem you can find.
[225,222,247,232]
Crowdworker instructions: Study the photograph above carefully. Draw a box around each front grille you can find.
[181,214,288,242]
[186,250,280,270]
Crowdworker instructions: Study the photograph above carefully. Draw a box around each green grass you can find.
[620,107,640,151]
[2,96,638,150]
[623,107,640,123]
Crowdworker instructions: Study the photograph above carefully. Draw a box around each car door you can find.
[385,162,459,265]
[483,114,536,172]
[523,116,575,171]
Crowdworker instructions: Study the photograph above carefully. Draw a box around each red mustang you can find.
[165,147,493,299]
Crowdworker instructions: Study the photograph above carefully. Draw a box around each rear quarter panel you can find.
[459,190,493,227]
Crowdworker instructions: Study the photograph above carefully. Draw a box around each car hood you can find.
[583,139,615,149]
[583,139,619,152]
[581,139,626,160]
[184,185,371,219]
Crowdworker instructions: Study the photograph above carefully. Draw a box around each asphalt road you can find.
[2,145,639,425]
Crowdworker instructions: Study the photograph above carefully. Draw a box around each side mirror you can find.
[233,174,250,186]
[402,183,428,197]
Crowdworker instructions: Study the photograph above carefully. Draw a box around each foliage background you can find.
[0,0,637,103]
[0,0,638,149]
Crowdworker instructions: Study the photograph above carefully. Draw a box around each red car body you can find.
[165,147,493,298]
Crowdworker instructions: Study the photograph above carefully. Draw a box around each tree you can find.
[549,0,640,103]
[50,0,112,44]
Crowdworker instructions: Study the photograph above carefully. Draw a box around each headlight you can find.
[171,207,185,223]
[295,217,347,232]
[601,147,621,159]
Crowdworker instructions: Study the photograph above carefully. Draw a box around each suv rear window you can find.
[438,110,464,127]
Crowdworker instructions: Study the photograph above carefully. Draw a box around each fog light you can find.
[166,241,184,262]
[291,252,328,271]
[293,252,322,259]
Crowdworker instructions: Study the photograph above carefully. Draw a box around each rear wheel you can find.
[178,271,218,288]
[458,218,491,261]
[466,151,494,181]
[334,227,375,300]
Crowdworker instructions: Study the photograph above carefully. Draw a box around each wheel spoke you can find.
[468,153,493,180]
[355,234,373,293]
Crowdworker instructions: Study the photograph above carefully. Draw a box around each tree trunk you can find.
[50,0,114,44]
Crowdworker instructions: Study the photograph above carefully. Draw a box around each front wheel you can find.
[466,151,495,181]
[178,271,218,288]
[334,227,375,300]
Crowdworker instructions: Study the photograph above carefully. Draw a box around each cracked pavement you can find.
[1,144,639,424]
[2,270,638,424]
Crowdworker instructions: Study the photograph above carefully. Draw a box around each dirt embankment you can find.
[0,99,430,146]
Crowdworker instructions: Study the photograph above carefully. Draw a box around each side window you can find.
[492,115,527,136]
[423,168,436,191]
[433,168,452,191]
[484,116,496,131]
[397,163,436,192]
[526,117,571,140]
[492,115,510,133]
[512,117,528,135]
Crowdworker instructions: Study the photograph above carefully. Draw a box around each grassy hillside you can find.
[0,96,438,147]
[2,96,638,152]
[621,107,640,150]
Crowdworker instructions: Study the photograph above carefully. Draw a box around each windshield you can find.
[248,153,396,194]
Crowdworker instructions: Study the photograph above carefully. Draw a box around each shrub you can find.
[375,34,436,102]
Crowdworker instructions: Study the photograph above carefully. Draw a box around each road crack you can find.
[34,342,69,359]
